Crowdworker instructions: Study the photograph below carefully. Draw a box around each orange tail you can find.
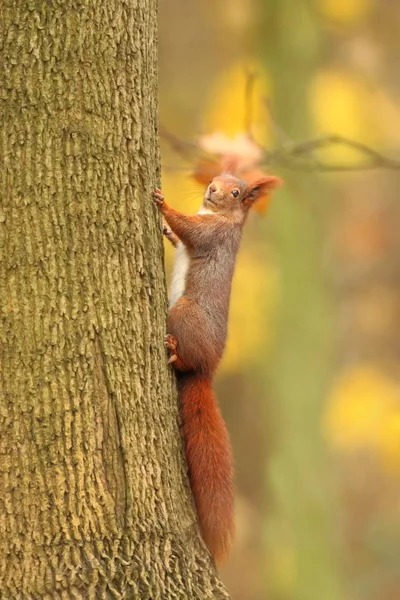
[178,372,235,564]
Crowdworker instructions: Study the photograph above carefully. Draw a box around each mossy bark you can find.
[0,1,230,598]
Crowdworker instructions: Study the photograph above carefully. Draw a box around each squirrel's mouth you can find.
[205,196,217,205]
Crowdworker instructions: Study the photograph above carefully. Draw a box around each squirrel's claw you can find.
[152,188,164,206]
[164,334,177,351]
[165,334,179,364]
[163,224,180,247]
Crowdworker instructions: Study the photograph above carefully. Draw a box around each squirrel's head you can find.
[203,172,282,218]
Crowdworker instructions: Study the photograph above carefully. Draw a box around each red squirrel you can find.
[152,171,281,564]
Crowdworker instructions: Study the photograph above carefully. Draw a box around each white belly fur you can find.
[169,241,190,307]
[168,204,214,307]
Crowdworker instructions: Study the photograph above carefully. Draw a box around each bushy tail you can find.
[178,372,235,564]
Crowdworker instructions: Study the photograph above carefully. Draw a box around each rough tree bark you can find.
[0,1,230,598]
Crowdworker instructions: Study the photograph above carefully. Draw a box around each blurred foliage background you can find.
[158,1,400,598]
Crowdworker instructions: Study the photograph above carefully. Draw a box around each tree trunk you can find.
[0,2,230,597]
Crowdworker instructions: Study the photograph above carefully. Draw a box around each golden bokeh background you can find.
[159,1,400,598]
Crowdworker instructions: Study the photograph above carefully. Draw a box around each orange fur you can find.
[178,372,235,564]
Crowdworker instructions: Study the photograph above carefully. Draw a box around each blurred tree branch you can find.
[160,73,400,173]
[264,134,400,172]
[160,126,400,173]
[159,124,198,162]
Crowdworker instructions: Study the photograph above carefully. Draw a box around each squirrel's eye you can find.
[231,189,239,198]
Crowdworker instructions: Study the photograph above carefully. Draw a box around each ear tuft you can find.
[243,175,283,205]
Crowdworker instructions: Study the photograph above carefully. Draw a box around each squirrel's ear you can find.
[242,175,283,206]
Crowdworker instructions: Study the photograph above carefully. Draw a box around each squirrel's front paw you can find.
[163,224,180,247]
[152,188,164,207]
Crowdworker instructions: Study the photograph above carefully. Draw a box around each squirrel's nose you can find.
[209,184,217,193]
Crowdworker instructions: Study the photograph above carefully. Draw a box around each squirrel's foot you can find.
[163,224,172,236]
[152,188,164,207]
[165,334,178,364]
[165,334,188,371]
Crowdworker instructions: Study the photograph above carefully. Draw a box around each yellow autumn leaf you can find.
[325,365,400,472]
[318,0,374,25]
[310,70,378,162]
[203,61,272,144]
[376,413,400,474]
